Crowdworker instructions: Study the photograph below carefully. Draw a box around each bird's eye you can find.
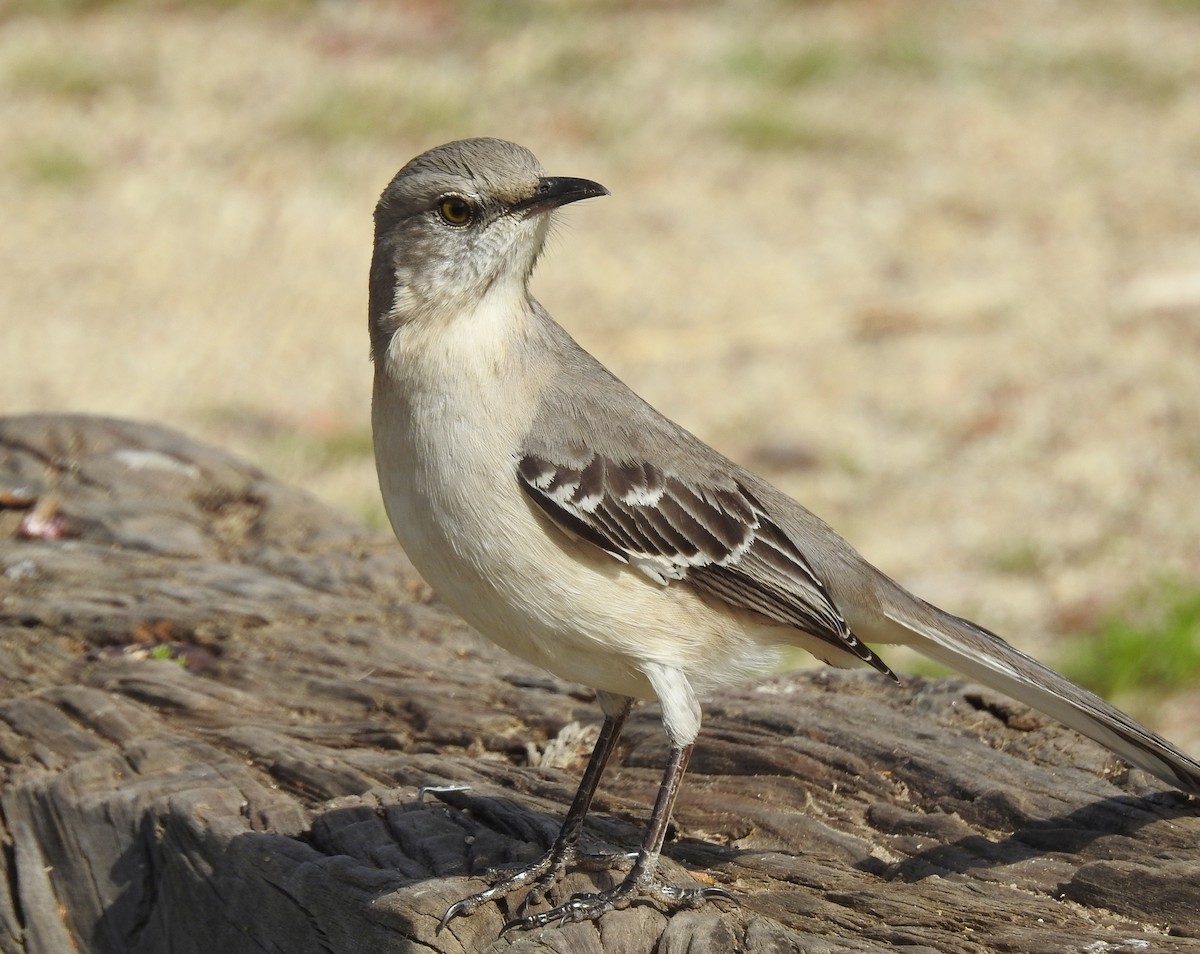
[437,195,474,227]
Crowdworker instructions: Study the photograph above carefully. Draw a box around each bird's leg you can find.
[438,696,632,932]
[502,740,736,932]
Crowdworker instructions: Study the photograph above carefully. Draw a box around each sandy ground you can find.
[3,0,1199,746]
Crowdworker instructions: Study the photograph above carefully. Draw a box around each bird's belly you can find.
[375,440,781,700]
[374,444,636,691]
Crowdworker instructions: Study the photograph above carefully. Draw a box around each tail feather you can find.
[882,604,1200,796]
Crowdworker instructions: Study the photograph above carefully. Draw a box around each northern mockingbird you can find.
[369,138,1200,932]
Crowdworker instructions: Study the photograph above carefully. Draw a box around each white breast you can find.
[370,296,783,707]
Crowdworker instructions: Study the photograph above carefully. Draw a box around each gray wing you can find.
[517,451,895,679]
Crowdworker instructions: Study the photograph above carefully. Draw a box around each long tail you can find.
[878,597,1200,796]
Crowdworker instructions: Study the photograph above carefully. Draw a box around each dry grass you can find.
[3,0,1200,744]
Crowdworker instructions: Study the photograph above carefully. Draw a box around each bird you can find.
[367,137,1200,932]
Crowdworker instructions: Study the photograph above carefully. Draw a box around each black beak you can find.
[514,176,609,217]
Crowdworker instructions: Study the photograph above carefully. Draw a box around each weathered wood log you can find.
[1,413,1196,954]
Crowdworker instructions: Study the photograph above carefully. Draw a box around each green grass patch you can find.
[8,54,109,99]
[1059,581,1200,698]
[721,108,878,154]
[534,44,621,86]
[990,45,1187,104]
[726,24,942,93]
[13,141,95,187]
[359,498,390,533]
[148,643,188,666]
[987,541,1045,576]
[1044,49,1183,102]
[253,426,376,475]
[727,42,847,89]
[6,50,156,101]
[306,428,375,468]
[286,82,469,145]
[867,25,940,78]
[3,0,316,15]
[199,405,374,472]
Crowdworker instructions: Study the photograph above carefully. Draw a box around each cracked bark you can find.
[1,414,1197,954]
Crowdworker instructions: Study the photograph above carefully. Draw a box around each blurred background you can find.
[3,0,1199,747]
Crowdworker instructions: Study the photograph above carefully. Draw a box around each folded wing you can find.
[517,452,895,679]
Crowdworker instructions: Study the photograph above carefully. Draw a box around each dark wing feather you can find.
[517,452,894,679]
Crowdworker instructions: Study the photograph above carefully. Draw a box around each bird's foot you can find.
[501,870,736,932]
[437,849,632,932]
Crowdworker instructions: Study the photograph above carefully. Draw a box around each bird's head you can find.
[369,138,607,360]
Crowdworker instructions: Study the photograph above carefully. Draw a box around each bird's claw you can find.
[500,877,737,932]
[436,849,575,933]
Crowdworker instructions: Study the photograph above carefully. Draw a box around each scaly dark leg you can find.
[501,740,735,932]
[438,696,632,932]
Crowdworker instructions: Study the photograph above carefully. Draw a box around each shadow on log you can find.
[1,414,1197,953]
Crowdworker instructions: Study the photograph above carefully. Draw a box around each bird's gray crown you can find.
[374,138,545,235]
[368,139,605,360]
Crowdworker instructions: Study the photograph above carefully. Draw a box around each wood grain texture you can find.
[1,414,1197,954]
